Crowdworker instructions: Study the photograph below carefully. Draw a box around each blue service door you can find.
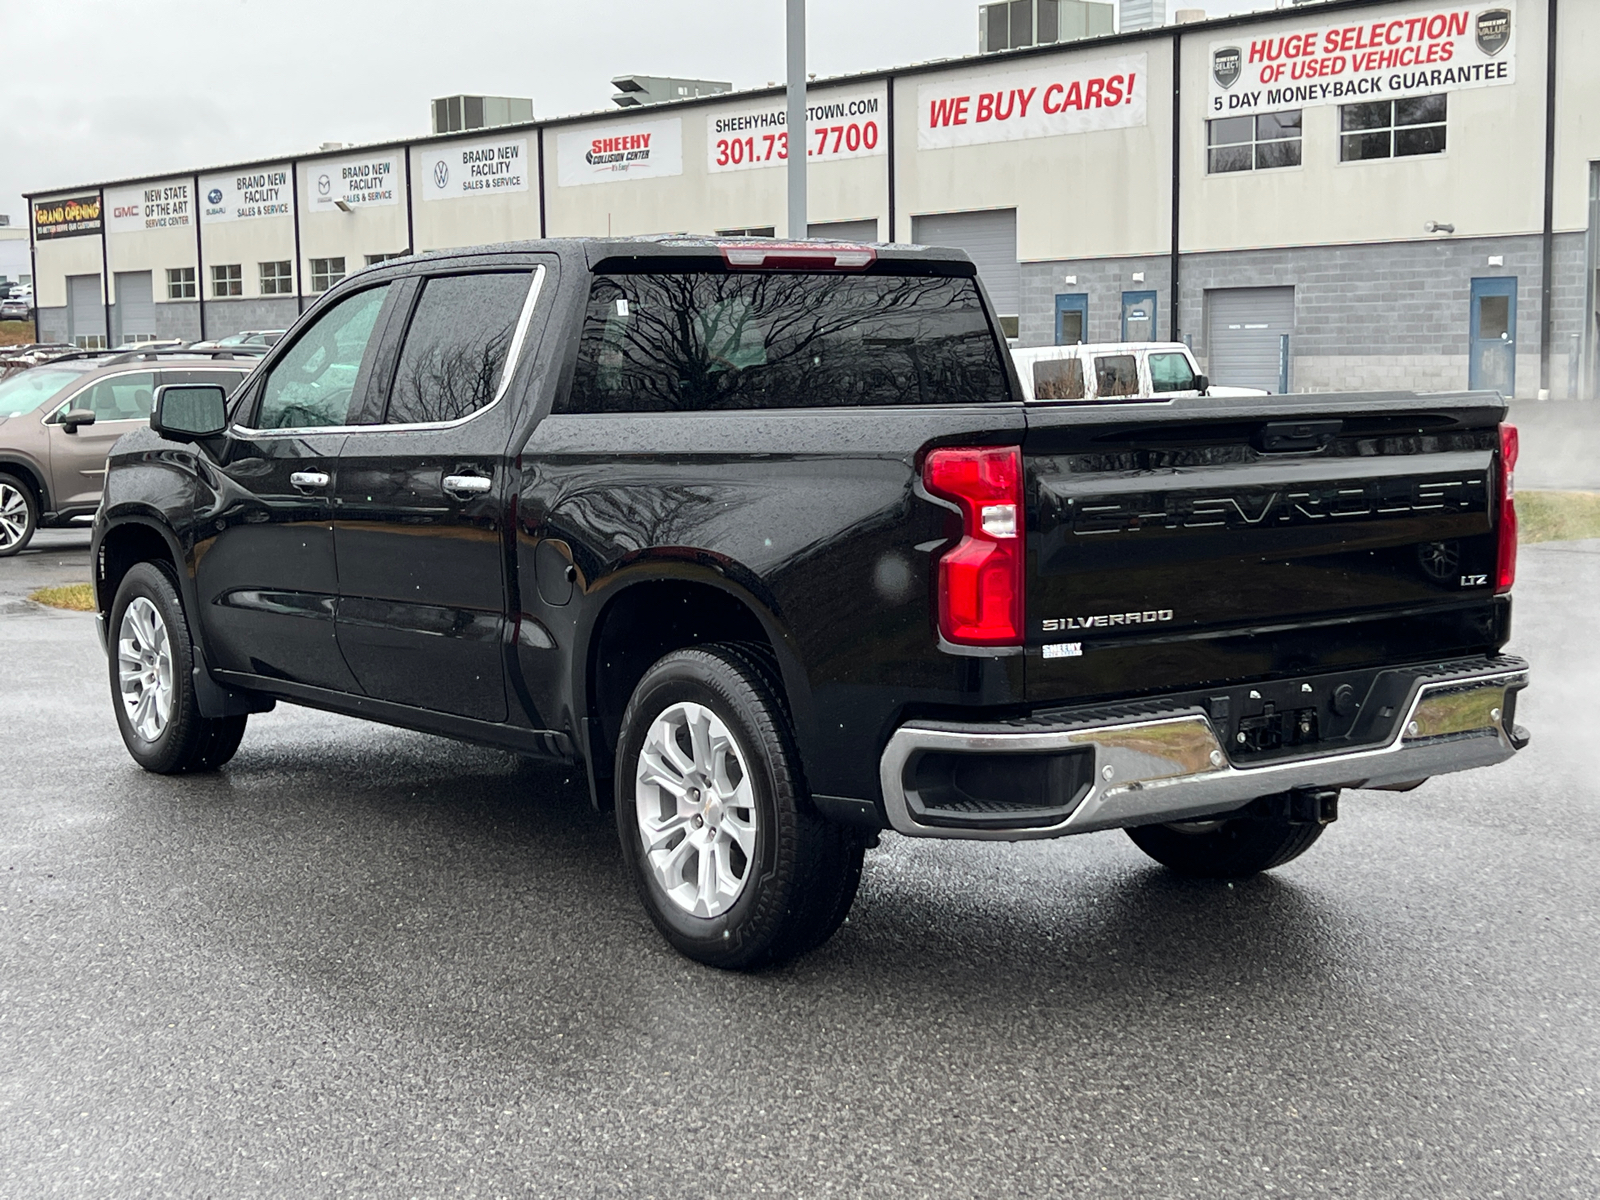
[1054,293,1088,345]
[1469,277,1517,395]
[1121,290,1157,342]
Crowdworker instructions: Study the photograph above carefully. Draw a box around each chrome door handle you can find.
[289,470,330,490]
[443,474,492,498]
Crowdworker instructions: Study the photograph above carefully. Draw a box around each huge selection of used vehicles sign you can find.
[201,168,294,223]
[1207,2,1515,113]
[706,86,887,173]
[105,180,192,234]
[309,153,401,210]
[558,118,683,187]
[420,136,530,200]
[918,53,1148,149]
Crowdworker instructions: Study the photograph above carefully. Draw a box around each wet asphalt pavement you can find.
[1,528,1597,1199]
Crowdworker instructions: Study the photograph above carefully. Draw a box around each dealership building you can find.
[24,0,1599,398]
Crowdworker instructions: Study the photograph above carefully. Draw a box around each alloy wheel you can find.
[118,597,174,742]
[0,481,29,550]
[634,700,758,918]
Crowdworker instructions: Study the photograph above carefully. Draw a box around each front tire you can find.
[1126,802,1326,879]
[614,644,861,970]
[0,473,38,557]
[108,563,248,774]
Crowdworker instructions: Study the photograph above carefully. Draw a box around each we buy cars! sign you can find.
[918,53,1147,149]
[1207,2,1516,114]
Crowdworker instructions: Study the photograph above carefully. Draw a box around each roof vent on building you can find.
[0,215,9,227]
[318,142,352,152]
[431,95,534,136]
[1173,7,1206,23]
[980,0,1114,53]
[610,75,732,109]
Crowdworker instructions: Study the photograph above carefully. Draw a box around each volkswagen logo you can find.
[432,160,450,190]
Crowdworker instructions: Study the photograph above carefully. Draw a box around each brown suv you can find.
[0,351,252,555]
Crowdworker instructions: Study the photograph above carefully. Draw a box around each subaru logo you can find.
[207,187,223,205]
[432,160,449,189]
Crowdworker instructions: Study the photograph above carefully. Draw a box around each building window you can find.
[1207,110,1302,173]
[364,253,405,266]
[1340,95,1447,162]
[210,264,242,298]
[259,261,293,295]
[714,227,776,238]
[166,267,196,299]
[310,257,346,292]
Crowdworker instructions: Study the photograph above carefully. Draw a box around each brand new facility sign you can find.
[419,136,530,201]
[917,53,1148,149]
[557,118,683,186]
[309,153,401,211]
[201,167,294,224]
[1206,2,1516,114]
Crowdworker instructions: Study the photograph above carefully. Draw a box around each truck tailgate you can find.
[1024,393,1511,705]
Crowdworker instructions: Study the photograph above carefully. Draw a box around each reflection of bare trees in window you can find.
[569,272,1006,413]
[388,273,529,425]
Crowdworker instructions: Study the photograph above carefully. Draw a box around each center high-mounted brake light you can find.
[922,446,1024,647]
[719,242,877,271]
[1495,422,1518,593]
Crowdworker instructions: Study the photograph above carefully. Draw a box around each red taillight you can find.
[719,242,877,270]
[1495,422,1518,593]
[923,446,1024,646]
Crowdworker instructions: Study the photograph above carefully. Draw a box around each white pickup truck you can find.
[1011,341,1270,402]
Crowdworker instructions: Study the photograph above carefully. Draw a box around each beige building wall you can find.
[197,217,297,300]
[1554,0,1600,233]
[32,221,102,309]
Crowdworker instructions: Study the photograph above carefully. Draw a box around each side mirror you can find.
[151,384,228,441]
[1194,373,1210,396]
[61,408,96,434]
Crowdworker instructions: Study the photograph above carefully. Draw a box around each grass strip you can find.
[28,583,96,611]
[1519,490,1600,544]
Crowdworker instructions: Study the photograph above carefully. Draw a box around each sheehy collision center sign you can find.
[419,136,530,200]
[200,167,294,224]
[1207,3,1515,114]
[918,53,1147,148]
[557,118,683,186]
[706,85,886,172]
[309,152,401,211]
[105,180,192,233]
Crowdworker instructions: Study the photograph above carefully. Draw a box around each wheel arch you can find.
[95,514,190,618]
[575,563,813,810]
[0,455,49,512]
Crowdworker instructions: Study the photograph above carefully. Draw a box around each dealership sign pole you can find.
[786,0,806,238]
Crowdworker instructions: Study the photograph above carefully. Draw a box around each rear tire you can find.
[109,562,248,774]
[1126,804,1325,879]
[614,644,860,970]
[0,473,38,557]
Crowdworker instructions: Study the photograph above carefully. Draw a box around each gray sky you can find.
[1,0,1258,223]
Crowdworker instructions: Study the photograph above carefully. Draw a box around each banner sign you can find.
[33,193,102,240]
[918,53,1147,149]
[1206,3,1516,115]
[309,153,401,211]
[201,167,294,224]
[106,180,192,234]
[557,118,683,187]
[419,136,530,201]
[706,85,886,173]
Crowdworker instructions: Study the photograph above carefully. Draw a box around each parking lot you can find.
[2,520,1597,1198]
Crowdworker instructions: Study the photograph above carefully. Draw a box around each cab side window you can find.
[384,272,531,425]
[256,285,390,429]
[1149,352,1197,394]
[1033,357,1085,400]
[71,372,156,421]
[1093,355,1140,399]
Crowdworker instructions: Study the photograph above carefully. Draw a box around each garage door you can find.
[808,218,879,242]
[114,271,155,344]
[911,209,1019,331]
[67,274,105,348]
[1206,287,1295,393]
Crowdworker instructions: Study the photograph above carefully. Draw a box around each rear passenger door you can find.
[45,369,156,509]
[332,262,549,723]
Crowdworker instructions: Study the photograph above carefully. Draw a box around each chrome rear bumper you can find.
[880,658,1529,840]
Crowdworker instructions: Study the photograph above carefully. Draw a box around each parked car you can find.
[187,329,284,352]
[1011,341,1271,402]
[0,350,252,555]
[91,237,1528,970]
[0,295,33,322]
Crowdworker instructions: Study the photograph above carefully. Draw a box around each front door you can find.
[1054,293,1088,345]
[44,369,156,510]
[1121,290,1157,342]
[333,264,546,723]
[1469,276,1517,395]
[194,281,398,693]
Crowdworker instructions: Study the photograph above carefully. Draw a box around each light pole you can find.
[786,0,806,239]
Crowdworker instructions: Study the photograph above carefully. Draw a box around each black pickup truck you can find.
[91,237,1529,969]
